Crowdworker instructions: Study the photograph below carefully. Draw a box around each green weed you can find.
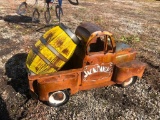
[120,35,140,43]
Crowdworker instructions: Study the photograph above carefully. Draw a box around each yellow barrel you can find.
[26,23,80,74]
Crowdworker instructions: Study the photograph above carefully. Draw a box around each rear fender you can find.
[113,60,146,84]
[36,72,81,101]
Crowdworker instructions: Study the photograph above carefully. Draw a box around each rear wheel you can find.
[121,76,137,87]
[17,2,27,15]
[44,8,51,24]
[48,90,70,107]
[32,8,40,23]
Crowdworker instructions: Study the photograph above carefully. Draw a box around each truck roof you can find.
[75,22,103,43]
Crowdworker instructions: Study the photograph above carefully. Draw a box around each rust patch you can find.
[56,39,63,47]
[41,77,57,83]
[46,33,53,42]
[35,66,39,72]
[62,48,69,56]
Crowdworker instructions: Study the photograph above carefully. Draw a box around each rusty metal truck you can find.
[27,22,146,107]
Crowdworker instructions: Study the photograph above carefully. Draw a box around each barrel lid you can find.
[59,23,80,45]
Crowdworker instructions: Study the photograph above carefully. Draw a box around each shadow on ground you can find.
[0,97,11,120]
[3,15,33,23]
[5,53,30,98]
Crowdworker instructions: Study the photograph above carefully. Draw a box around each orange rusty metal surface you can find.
[28,22,146,102]
[114,60,146,84]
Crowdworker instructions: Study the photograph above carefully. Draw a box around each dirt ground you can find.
[0,0,160,120]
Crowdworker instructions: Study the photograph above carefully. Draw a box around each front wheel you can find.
[55,5,63,23]
[121,76,137,87]
[48,90,70,107]
[44,8,51,24]
[17,2,27,15]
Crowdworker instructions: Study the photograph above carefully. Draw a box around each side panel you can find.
[80,62,115,90]
[113,60,146,83]
[28,69,82,101]
[37,73,80,101]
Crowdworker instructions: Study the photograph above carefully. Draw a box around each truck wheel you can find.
[48,90,69,107]
[121,76,137,87]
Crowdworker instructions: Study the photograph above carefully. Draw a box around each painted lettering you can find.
[84,63,113,78]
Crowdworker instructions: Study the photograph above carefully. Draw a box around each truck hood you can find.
[115,42,130,52]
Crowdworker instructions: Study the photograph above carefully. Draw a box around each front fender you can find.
[114,60,146,84]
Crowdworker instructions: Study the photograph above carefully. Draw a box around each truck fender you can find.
[113,60,146,84]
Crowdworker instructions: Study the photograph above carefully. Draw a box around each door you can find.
[81,62,114,89]
[80,34,115,89]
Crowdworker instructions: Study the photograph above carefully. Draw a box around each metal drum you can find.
[26,23,80,74]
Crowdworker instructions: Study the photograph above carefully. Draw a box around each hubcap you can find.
[49,91,66,105]
[123,77,133,87]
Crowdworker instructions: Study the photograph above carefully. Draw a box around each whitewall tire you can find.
[122,76,137,87]
[48,90,69,107]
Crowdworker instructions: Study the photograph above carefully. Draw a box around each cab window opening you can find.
[89,37,105,52]
[106,36,113,52]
